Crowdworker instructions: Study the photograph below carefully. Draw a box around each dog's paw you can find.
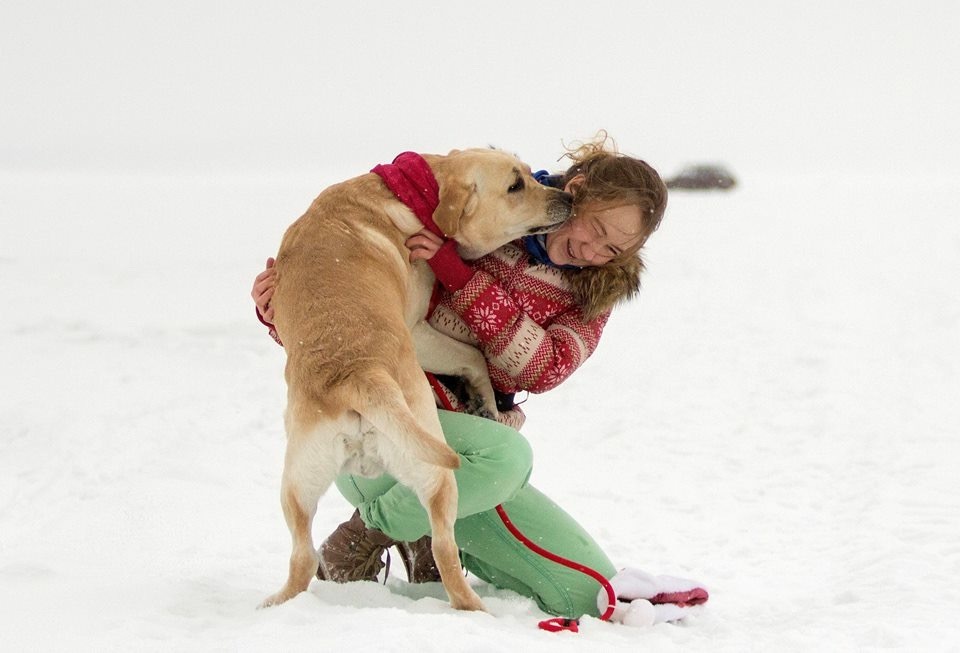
[258,594,280,609]
[464,395,498,421]
[450,594,487,612]
[258,588,295,609]
[476,406,498,421]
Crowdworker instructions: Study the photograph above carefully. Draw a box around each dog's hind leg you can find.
[424,470,486,612]
[399,368,487,612]
[260,417,340,608]
[378,433,486,613]
[357,365,485,612]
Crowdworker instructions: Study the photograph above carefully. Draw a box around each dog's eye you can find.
[507,178,525,193]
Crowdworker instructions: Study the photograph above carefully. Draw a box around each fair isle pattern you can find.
[427,241,609,395]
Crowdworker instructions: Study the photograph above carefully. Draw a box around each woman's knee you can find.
[486,423,533,485]
[460,416,532,484]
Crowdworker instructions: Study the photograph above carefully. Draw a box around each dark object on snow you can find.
[665,164,737,191]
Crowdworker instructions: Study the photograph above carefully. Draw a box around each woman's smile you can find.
[546,204,644,267]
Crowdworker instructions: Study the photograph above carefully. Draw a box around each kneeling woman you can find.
[252,135,707,625]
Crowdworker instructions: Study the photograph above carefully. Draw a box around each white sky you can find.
[2,1,958,176]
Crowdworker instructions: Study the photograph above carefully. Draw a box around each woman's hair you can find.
[559,131,667,260]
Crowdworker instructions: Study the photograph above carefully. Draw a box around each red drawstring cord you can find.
[494,504,617,631]
[425,373,617,632]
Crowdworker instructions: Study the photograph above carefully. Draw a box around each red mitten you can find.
[426,240,474,292]
[255,307,283,346]
[599,567,709,627]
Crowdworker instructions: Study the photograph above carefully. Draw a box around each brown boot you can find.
[395,535,442,583]
[317,509,397,583]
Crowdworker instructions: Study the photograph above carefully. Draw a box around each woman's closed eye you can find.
[591,222,615,256]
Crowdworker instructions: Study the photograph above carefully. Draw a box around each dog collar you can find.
[371,152,445,238]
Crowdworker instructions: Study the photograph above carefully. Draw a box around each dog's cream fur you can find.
[260,149,572,612]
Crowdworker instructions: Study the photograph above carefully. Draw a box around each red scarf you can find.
[371,152,445,238]
[372,151,474,293]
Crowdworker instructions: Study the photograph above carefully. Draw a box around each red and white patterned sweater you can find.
[429,240,608,394]
[259,240,611,430]
[424,240,610,428]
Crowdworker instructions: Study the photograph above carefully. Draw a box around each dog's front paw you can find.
[479,407,498,421]
[463,392,498,421]
[464,395,498,421]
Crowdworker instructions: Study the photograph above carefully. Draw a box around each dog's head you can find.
[424,149,573,261]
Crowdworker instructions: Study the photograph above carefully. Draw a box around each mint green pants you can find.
[334,410,616,618]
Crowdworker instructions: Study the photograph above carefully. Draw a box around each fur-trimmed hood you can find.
[563,254,644,322]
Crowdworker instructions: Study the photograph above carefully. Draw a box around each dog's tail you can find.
[348,370,460,470]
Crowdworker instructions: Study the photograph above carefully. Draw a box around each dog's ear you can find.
[434,181,477,237]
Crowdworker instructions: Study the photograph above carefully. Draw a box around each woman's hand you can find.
[407,229,474,292]
[251,257,277,322]
[405,229,445,262]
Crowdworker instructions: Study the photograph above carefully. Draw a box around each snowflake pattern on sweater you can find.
[427,240,609,396]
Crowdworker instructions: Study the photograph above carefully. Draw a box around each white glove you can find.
[598,567,709,627]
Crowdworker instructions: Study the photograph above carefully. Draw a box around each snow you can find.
[2,2,959,651]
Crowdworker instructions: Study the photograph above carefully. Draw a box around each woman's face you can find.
[544,176,644,267]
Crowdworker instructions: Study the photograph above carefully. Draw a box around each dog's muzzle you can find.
[528,190,574,235]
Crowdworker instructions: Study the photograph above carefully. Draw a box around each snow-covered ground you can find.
[3,169,958,651]
[3,1,959,651]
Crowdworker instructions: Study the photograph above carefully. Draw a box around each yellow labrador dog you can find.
[261,149,573,612]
